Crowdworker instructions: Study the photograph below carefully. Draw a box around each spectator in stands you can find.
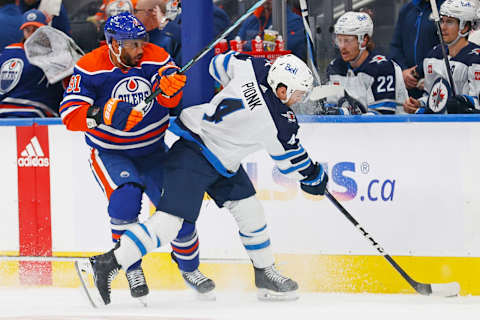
[19,0,71,35]
[0,0,23,51]
[0,9,64,117]
[134,0,181,64]
[323,11,408,115]
[389,0,446,99]
[237,0,306,61]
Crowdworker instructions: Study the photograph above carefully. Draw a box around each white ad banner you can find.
[1,121,479,258]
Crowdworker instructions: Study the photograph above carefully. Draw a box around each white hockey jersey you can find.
[418,42,480,108]
[169,51,316,181]
[326,51,408,114]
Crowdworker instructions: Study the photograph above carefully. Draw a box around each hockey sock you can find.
[114,211,183,270]
[225,196,274,268]
[171,221,200,272]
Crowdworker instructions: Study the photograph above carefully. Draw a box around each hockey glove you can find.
[324,95,366,115]
[155,65,186,97]
[446,95,480,114]
[300,163,328,196]
[87,98,143,131]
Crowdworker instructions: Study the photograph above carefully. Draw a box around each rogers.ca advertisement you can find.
[16,124,52,285]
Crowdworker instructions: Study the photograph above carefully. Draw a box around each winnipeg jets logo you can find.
[281,111,296,123]
[370,55,387,64]
[428,79,449,113]
[470,48,480,56]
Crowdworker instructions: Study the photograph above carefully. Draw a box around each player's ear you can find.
[276,86,287,101]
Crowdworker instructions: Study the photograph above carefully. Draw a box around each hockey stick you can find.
[134,0,267,113]
[429,0,457,95]
[324,189,460,297]
[299,0,321,85]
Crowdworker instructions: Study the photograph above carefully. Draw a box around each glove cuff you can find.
[86,105,103,129]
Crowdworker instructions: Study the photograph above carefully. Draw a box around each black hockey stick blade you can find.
[325,189,460,297]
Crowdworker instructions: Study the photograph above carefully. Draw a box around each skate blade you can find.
[74,260,106,308]
[257,288,299,302]
[136,296,148,307]
[196,290,216,301]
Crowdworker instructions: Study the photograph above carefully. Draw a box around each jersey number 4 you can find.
[203,98,244,123]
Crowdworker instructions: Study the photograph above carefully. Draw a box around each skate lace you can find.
[264,265,289,284]
[126,269,146,289]
[183,270,208,285]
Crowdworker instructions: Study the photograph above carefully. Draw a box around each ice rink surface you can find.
[1,287,480,320]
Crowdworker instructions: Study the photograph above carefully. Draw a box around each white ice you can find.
[1,287,480,320]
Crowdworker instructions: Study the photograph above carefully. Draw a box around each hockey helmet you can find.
[267,54,313,104]
[104,12,148,45]
[440,0,478,30]
[105,0,134,18]
[334,11,373,44]
[165,0,181,21]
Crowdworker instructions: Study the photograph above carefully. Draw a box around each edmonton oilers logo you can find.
[111,76,153,114]
[0,58,23,94]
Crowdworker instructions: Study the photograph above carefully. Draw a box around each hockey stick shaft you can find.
[429,0,457,95]
[135,0,267,112]
[324,189,459,296]
[299,0,321,84]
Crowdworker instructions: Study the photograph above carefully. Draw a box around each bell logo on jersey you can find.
[428,64,433,74]
[475,71,480,81]
[17,136,50,167]
[0,58,23,94]
[112,76,153,114]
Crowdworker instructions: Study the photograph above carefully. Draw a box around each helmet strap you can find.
[350,35,367,65]
[108,42,130,69]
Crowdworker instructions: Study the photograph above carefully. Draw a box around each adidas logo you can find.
[17,136,49,167]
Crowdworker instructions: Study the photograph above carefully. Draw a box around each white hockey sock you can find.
[226,196,274,269]
[114,211,183,270]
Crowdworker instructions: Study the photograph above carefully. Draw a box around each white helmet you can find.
[440,0,477,30]
[267,54,313,103]
[165,0,181,21]
[334,11,373,44]
[105,0,133,18]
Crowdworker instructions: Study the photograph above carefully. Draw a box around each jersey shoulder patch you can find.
[0,57,24,94]
[76,45,114,73]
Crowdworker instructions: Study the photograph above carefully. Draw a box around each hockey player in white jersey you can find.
[403,0,480,114]
[325,11,408,115]
[86,53,328,305]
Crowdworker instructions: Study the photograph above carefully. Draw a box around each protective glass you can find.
[120,38,148,49]
[290,90,308,104]
[439,16,459,27]
[334,35,358,48]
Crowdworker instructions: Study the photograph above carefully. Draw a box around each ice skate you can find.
[89,249,121,305]
[254,264,299,301]
[181,269,216,300]
[126,265,149,306]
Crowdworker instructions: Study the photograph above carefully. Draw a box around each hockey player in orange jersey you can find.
[60,12,215,303]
